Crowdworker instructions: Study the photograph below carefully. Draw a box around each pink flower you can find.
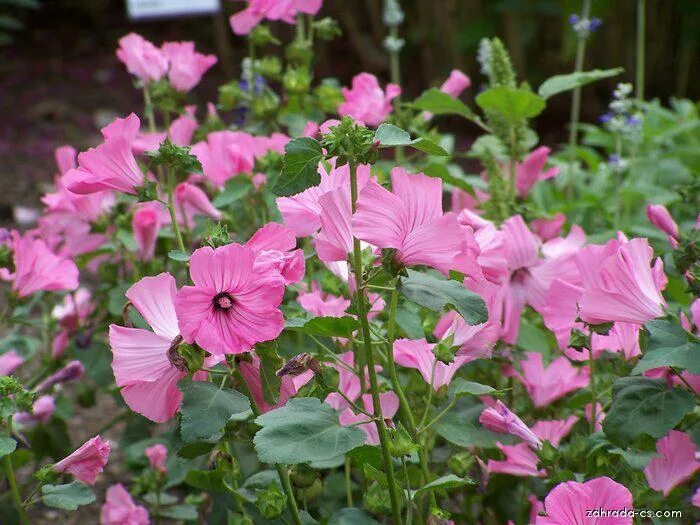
[175,243,285,355]
[229,0,323,35]
[14,395,55,427]
[423,69,470,119]
[479,399,541,449]
[5,231,79,297]
[515,146,559,198]
[509,352,589,408]
[36,360,85,392]
[353,168,466,274]
[487,442,546,477]
[531,416,579,448]
[0,350,24,376]
[536,477,633,525]
[393,338,475,391]
[646,204,679,247]
[169,107,198,146]
[339,392,399,445]
[145,444,168,473]
[338,73,400,127]
[54,435,110,485]
[585,402,604,432]
[174,182,222,225]
[579,238,667,325]
[101,483,150,525]
[190,131,256,187]
[433,310,500,361]
[693,487,700,508]
[117,33,168,83]
[52,288,94,332]
[64,117,145,195]
[109,273,186,423]
[324,351,380,410]
[239,352,313,413]
[298,283,350,318]
[590,322,641,360]
[245,223,305,285]
[132,205,162,261]
[531,213,566,241]
[162,42,217,92]
[643,430,699,496]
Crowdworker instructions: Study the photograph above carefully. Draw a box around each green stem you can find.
[4,419,28,525]
[167,168,187,254]
[419,399,456,433]
[142,85,157,133]
[588,350,597,434]
[344,457,353,507]
[349,161,403,525]
[636,0,645,101]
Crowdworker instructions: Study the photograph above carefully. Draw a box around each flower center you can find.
[213,292,234,310]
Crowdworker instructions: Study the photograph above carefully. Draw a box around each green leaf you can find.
[177,441,216,459]
[422,163,476,195]
[398,270,488,325]
[0,436,16,458]
[374,124,448,156]
[448,378,497,398]
[256,342,283,405]
[285,316,360,338]
[603,377,694,446]
[411,474,474,499]
[633,320,700,375]
[178,379,251,443]
[271,137,323,197]
[168,250,190,262]
[159,504,199,520]
[329,508,380,524]
[253,398,366,464]
[394,306,425,339]
[476,86,545,121]
[212,177,253,207]
[609,448,660,470]
[42,482,96,510]
[185,469,226,491]
[410,88,475,119]
[538,68,624,99]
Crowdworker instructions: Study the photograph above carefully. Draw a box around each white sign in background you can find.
[126,0,221,20]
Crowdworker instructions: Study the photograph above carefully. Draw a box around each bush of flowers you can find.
[1,1,698,524]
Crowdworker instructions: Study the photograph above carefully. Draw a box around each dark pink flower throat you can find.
[213,292,234,310]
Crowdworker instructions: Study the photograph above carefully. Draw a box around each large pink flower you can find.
[338,73,400,127]
[109,273,186,423]
[116,33,168,83]
[190,131,256,187]
[229,0,322,35]
[643,430,700,496]
[536,477,633,525]
[579,238,666,324]
[487,442,546,478]
[162,41,217,92]
[245,223,305,285]
[54,435,110,485]
[175,243,285,355]
[508,352,589,408]
[352,168,467,275]
[4,231,79,297]
[100,483,150,525]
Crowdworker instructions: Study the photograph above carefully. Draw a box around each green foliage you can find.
[253,398,366,464]
[285,316,360,338]
[271,137,324,196]
[212,177,253,207]
[41,482,96,510]
[374,124,448,156]
[448,378,497,398]
[329,508,380,524]
[633,319,700,374]
[476,87,545,122]
[538,68,624,99]
[146,138,202,173]
[0,436,16,458]
[410,474,474,500]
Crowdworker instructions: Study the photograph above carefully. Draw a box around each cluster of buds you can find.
[568,14,602,39]
[600,83,643,138]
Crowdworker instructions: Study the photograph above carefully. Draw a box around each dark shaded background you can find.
[0,0,697,221]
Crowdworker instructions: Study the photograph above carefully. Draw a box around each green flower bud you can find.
[299,477,323,501]
[218,82,245,111]
[249,25,280,47]
[256,56,282,79]
[285,40,313,66]
[313,17,342,40]
[363,482,393,515]
[389,423,419,457]
[256,483,287,519]
[283,67,312,95]
[313,82,343,114]
[447,451,474,476]
[290,464,317,488]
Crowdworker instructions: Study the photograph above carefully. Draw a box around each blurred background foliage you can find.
[0,0,697,219]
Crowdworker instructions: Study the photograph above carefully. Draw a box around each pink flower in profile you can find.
[0,350,24,376]
[339,392,399,445]
[174,182,222,224]
[175,243,285,355]
[117,33,168,83]
[101,483,150,525]
[338,73,400,127]
[423,69,470,119]
[531,416,579,448]
[145,444,168,474]
[487,442,546,477]
[393,338,475,391]
[14,395,55,427]
[509,352,589,408]
[239,352,313,413]
[536,477,633,525]
[643,430,699,496]
[646,204,679,247]
[515,146,559,197]
[190,131,256,187]
[52,288,94,332]
[162,42,217,92]
[590,322,641,360]
[110,273,186,423]
[132,205,162,261]
[680,298,700,334]
[353,168,467,274]
[169,107,198,146]
[64,116,145,195]
[36,361,85,392]
[479,399,542,449]
[433,310,500,361]
[5,231,79,297]
[298,283,350,318]
[579,238,667,325]
[245,223,305,285]
[54,435,110,485]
